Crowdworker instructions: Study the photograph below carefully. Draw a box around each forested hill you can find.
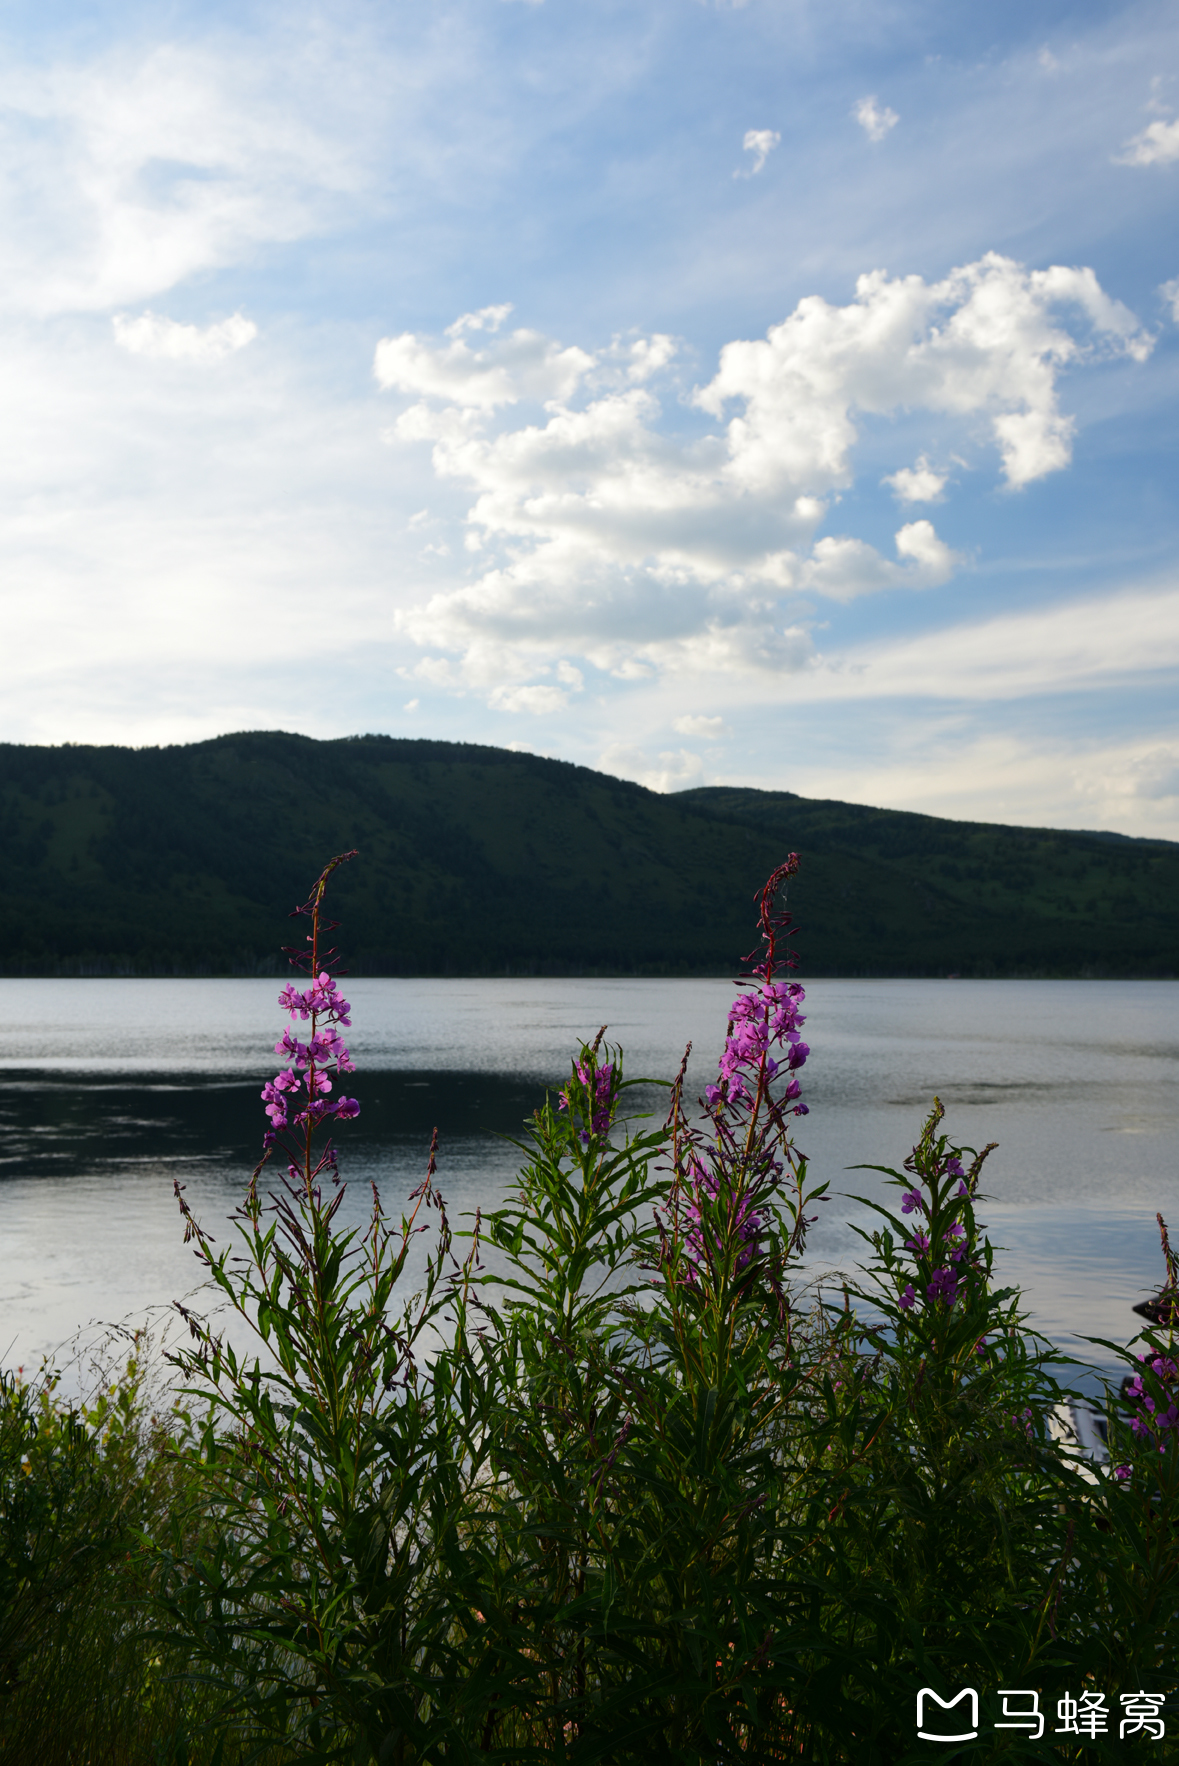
[0,731,1175,977]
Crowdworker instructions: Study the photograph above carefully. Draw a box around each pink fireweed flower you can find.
[265,947,360,1151]
[278,973,352,1027]
[558,1061,616,1140]
[710,979,809,1120]
[904,1232,931,1253]
[898,1283,916,1310]
[900,1188,924,1215]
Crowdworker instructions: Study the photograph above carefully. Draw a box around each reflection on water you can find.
[1,977,1177,1383]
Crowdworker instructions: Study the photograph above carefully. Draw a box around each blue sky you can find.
[2,0,1178,835]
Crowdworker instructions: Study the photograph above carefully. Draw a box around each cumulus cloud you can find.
[112,310,257,362]
[801,522,959,603]
[381,254,1150,702]
[883,454,947,503]
[1117,116,1179,166]
[853,96,898,142]
[375,318,593,410]
[1161,277,1179,322]
[490,682,569,714]
[599,744,704,793]
[737,128,780,176]
[673,714,732,739]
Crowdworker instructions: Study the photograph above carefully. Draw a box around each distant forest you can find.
[0,731,1175,977]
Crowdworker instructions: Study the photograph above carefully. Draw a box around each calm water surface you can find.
[1,977,1176,1384]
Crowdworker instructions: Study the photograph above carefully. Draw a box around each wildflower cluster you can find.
[706,980,809,1113]
[1125,1352,1179,1453]
[660,855,820,1300]
[261,971,359,1135]
[558,1057,616,1143]
[894,1149,976,1312]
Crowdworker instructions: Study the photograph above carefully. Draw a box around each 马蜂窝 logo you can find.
[917,1688,1165,1743]
[917,1688,978,1742]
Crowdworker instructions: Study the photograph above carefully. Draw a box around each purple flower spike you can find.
[926,1266,959,1306]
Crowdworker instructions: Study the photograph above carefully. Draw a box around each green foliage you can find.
[0,1342,267,1765]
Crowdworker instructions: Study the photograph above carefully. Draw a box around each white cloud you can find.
[790,580,1179,705]
[1114,745,1179,801]
[696,256,1151,491]
[1117,116,1179,166]
[375,324,593,410]
[382,255,1150,701]
[601,332,678,383]
[785,729,1179,843]
[673,714,732,739]
[112,310,257,362]
[1161,277,1179,322]
[0,37,377,314]
[883,453,947,503]
[446,304,514,337]
[895,519,958,576]
[853,96,899,143]
[490,682,569,714]
[599,744,704,793]
[737,128,780,177]
[800,522,959,603]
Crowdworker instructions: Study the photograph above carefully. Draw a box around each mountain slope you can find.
[0,733,1174,976]
[679,785,1179,976]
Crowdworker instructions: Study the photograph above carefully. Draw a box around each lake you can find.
[1,976,1177,1389]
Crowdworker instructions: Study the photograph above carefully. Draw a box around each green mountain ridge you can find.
[0,731,1175,977]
